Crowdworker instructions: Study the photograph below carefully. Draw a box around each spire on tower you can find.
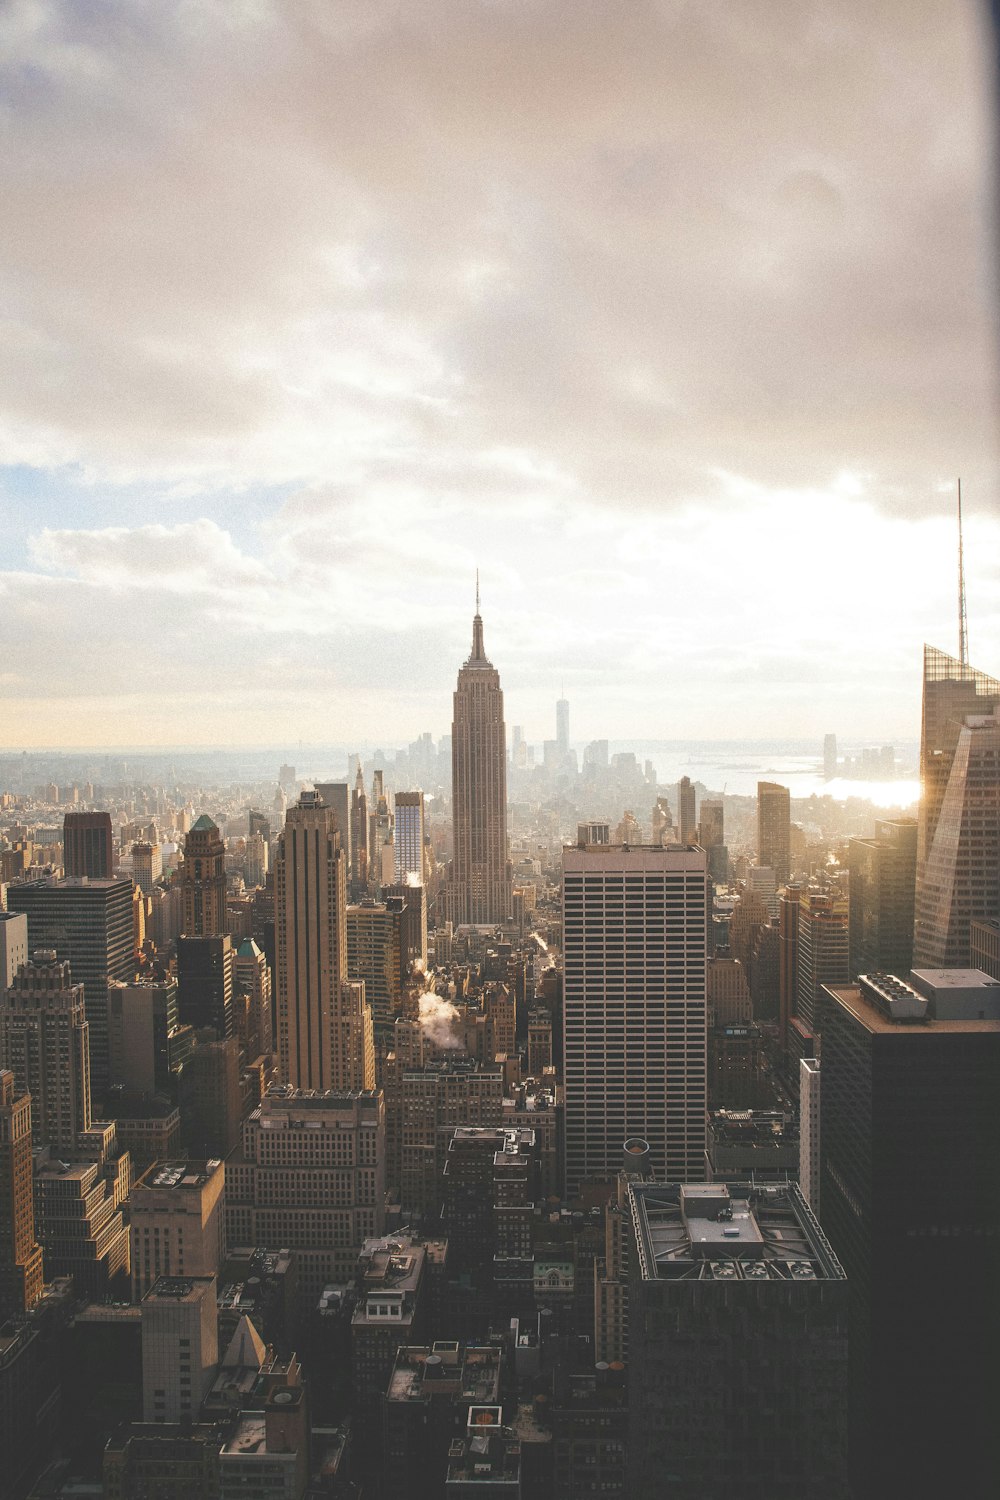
[470,569,486,660]
[957,478,969,672]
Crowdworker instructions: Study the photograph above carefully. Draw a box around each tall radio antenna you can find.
[957,479,969,671]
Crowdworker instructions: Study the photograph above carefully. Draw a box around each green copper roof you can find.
[189,814,218,832]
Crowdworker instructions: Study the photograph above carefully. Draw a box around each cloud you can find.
[30,518,270,590]
[1,2,998,745]
[3,477,997,746]
[0,0,994,508]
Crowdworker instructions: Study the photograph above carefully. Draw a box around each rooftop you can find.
[139,1159,223,1191]
[145,1276,216,1304]
[446,1426,521,1487]
[630,1181,845,1283]
[826,984,1000,1036]
[387,1344,501,1405]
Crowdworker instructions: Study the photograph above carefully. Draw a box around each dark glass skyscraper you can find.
[847,818,917,976]
[820,975,1000,1499]
[626,1179,848,1499]
[62,812,114,880]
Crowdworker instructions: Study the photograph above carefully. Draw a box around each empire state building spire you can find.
[447,587,511,926]
[469,570,488,663]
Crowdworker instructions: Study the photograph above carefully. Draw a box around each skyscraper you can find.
[556,696,570,757]
[346,900,404,1037]
[823,733,838,780]
[795,889,849,1037]
[274,790,374,1093]
[176,934,234,1039]
[676,775,696,845]
[562,838,708,1195]
[848,818,917,976]
[314,781,351,869]
[6,877,134,1096]
[913,705,1000,968]
[0,912,28,996]
[916,645,999,874]
[181,814,228,937]
[0,1069,44,1321]
[626,1179,847,1500]
[697,798,727,883]
[757,781,791,884]
[447,598,511,926]
[131,840,161,893]
[0,950,91,1156]
[62,811,114,880]
[393,791,425,885]
[350,764,369,897]
[821,974,1000,1498]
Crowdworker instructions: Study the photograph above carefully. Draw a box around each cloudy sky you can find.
[1,0,998,749]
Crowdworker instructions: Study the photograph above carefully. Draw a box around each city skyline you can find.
[1,3,998,747]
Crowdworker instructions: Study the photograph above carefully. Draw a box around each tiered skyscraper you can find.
[913,646,1000,966]
[0,951,91,1156]
[447,596,511,926]
[274,790,374,1092]
[180,815,228,937]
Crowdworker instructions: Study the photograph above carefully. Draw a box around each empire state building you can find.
[447,597,512,926]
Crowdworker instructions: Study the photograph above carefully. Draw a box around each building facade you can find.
[847,818,917,977]
[562,840,708,1194]
[394,791,426,885]
[225,1086,386,1308]
[181,816,228,938]
[0,1069,44,1320]
[757,781,791,885]
[62,812,114,880]
[274,790,374,1093]
[913,706,1000,968]
[820,975,1000,1499]
[795,889,849,1037]
[0,951,91,1156]
[6,877,135,1096]
[626,1180,848,1499]
[447,606,511,927]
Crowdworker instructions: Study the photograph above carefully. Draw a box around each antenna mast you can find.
[476,568,480,615]
[957,479,969,671]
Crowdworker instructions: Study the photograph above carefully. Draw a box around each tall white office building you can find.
[393,792,425,886]
[562,840,708,1195]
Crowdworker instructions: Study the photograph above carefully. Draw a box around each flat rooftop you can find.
[140,1160,222,1191]
[825,984,1000,1036]
[387,1344,501,1405]
[911,967,999,989]
[145,1276,216,1304]
[630,1181,845,1283]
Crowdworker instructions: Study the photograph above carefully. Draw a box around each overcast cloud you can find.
[1,0,997,747]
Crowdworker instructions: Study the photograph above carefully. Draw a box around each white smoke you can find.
[530,931,549,955]
[418,991,461,1049]
[405,871,423,888]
